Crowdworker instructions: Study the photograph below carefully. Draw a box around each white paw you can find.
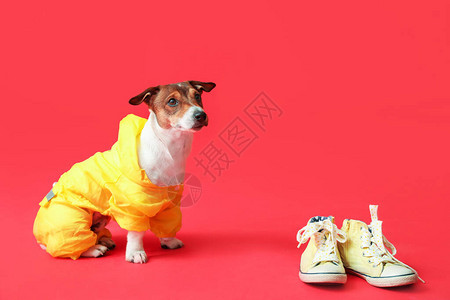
[160,237,184,249]
[98,236,116,250]
[80,244,108,258]
[126,250,148,264]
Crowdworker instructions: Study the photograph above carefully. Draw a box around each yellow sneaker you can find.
[296,216,347,284]
[338,205,424,287]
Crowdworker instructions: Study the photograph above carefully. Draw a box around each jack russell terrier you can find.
[33,81,216,263]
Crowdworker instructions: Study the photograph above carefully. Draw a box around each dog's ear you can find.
[189,81,216,93]
[129,86,160,105]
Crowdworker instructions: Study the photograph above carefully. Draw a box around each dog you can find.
[33,81,216,263]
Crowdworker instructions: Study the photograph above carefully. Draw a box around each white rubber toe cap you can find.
[308,262,344,274]
[381,263,414,277]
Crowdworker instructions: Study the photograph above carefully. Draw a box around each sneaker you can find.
[296,216,347,284]
[338,205,424,287]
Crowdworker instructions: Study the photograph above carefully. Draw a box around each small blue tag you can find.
[45,189,55,201]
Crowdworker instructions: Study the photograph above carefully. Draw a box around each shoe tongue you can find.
[351,219,368,228]
[309,216,334,223]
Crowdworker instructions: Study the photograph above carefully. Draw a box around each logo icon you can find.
[180,173,202,207]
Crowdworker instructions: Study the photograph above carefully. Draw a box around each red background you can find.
[0,0,449,299]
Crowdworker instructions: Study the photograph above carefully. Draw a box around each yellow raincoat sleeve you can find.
[106,179,183,234]
[108,195,182,236]
[108,196,151,232]
[149,201,182,238]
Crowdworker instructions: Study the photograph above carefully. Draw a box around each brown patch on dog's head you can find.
[129,81,216,130]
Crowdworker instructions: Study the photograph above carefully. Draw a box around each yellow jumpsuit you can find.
[33,114,184,259]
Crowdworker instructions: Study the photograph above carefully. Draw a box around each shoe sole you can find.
[346,268,417,287]
[299,271,347,284]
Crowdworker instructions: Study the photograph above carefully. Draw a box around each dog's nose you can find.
[194,111,207,122]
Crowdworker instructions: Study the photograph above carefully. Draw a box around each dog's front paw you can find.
[160,237,184,249]
[126,250,148,264]
[81,244,108,258]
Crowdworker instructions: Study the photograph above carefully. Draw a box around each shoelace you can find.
[296,218,347,264]
[361,205,424,283]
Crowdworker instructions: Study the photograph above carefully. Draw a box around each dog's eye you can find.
[167,98,179,107]
[195,94,201,101]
